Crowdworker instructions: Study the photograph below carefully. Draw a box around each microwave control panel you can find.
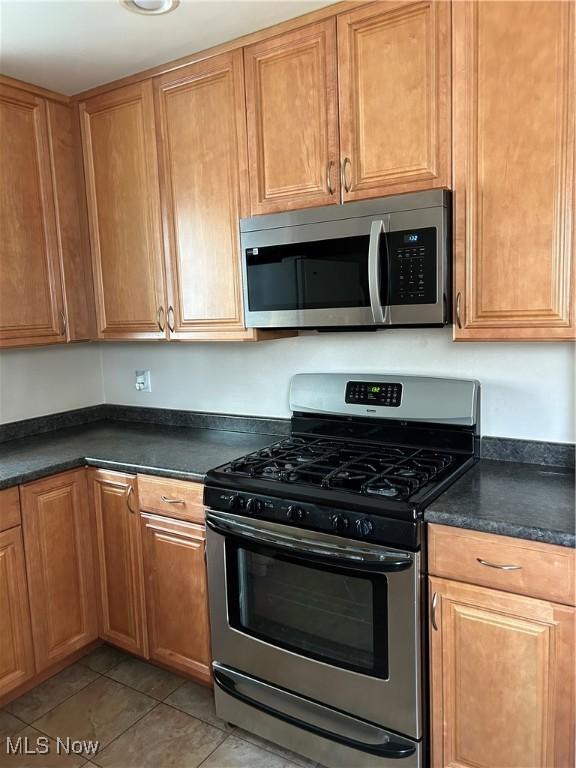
[387,227,437,305]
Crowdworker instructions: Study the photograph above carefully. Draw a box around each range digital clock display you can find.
[345,381,403,407]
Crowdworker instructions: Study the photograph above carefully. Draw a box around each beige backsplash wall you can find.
[1,329,573,443]
[100,329,575,443]
[0,344,104,423]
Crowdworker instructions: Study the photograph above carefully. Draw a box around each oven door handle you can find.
[368,217,389,325]
[213,663,417,760]
[205,510,413,572]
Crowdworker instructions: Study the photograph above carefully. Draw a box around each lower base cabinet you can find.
[429,576,575,768]
[21,470,98,671]
[89,469,148,658]
[0,526,35,697]
[141,512,211,684]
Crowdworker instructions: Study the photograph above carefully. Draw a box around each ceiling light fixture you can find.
[120,0,180,15]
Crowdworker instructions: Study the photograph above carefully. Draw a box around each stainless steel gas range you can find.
[204,374,480,768]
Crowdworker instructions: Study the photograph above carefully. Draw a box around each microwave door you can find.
[368,216,391,325]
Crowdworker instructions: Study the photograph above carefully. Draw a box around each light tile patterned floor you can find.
[0,648,319,768]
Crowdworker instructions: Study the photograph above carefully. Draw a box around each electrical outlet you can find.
[135,370,151,392]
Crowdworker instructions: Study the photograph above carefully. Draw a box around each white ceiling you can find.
[0,0,334,95]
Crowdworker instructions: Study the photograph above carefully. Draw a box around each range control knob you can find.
[246,498,263,516]
[330,514,350,533]
[355,518,375,538]
[286,505,305,522]
[229,495,246,513]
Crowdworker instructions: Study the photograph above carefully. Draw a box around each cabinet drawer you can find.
[0,487,21,532]
[137,475,204,523]
[428,524,576,606]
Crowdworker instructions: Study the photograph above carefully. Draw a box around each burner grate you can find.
[223,436,455,501]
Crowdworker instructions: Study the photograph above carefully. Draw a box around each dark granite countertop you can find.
[0,421,278,489]
[425,460,575,547]
[1,419,574,547]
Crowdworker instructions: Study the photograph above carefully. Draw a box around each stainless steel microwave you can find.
[240,190,450,329]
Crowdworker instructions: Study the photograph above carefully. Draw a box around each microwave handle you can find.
[368,218,389,324]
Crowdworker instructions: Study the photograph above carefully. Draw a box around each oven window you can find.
[245,236,370,312]
[226,543,388,678]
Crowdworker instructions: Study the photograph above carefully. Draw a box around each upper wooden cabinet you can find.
[337,0,451,201]
[154,51,253,340]
[80,82,167,340]
[0,81,95,348]
[21,470,98,672]
[0,84,65,347]
[244,19,340,214]
[453,0,575,341]
[89,469,148,657]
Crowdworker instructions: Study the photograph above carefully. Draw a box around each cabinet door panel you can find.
[89,470,147,657]
[0,527,35,698]
[245,19,339,214]
[0,84,65,347]
[338,1,450,201]
[453,1,575,340]
[141,513,210,682]
[80,82,166,339]
[21,469,97,671]
[430,577,575,768]
[155,51,249,339]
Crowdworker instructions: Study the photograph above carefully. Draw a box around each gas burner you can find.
[221,434,457,503]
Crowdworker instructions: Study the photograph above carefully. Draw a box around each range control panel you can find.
[345,381,403,407]
[387,226,437,305]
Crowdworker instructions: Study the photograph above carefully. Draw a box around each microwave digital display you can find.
[404,233,419,243]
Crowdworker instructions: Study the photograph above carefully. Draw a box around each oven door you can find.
[240,216,389,328]
[205,510,422,740]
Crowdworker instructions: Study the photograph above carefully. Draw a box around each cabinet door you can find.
[80,82,167,340]
[89,470,148,657]
[21,469,97,672]
[453,1,575,341]
[47,101,96,342]
[154,51,251,340]
[244,19,340,214]
[337,0,451,201]
[0,84,66,347]
[429,577,575,768]
[141,513,211,683]
[0,527,35,698]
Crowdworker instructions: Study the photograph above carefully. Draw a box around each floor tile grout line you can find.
[89,699,164,768]
[99,669,186,706]
[195,731,235,768]
[8,668,104,729]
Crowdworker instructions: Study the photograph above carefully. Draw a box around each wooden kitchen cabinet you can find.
[0,83,66,347]
[429,576,575,768]
[244,19,340,214]
[21,469,98,672]
[154,50,254,340]
[80,82,167,340]
[0,526,35,698]
[337,0,451,201]
[141,512,211,683]
[89,469,148,656]
[452,0,575,341]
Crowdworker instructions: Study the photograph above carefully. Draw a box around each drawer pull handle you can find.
[161,495,185,505]
[126,486,136,514]
[476,557,522,571]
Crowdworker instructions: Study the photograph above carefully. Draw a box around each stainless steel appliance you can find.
[205,374,480,768]
[240,190,450,329]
